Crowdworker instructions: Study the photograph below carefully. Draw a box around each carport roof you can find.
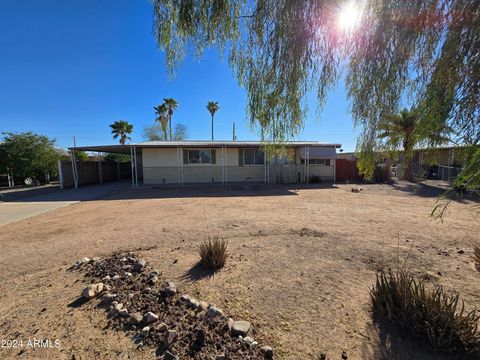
[69,140,342,153]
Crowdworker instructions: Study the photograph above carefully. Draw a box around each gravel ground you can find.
[0,182,478,359]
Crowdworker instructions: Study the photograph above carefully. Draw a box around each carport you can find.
[63,145,141,189]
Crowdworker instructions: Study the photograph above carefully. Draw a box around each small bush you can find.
[474,246,480,271]
[199,237,228,270]
[371,269,480,352]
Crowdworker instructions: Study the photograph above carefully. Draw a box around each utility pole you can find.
[232,122,237,141]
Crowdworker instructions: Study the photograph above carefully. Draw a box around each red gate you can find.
[336,159,361,181]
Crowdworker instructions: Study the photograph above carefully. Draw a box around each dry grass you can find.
[371,269,480,352]
[199,237,228,270]
[474,246,480,271]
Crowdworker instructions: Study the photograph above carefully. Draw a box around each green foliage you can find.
[102,153,131,162]
[152,1,479,187]
[207,101,220,116]
[199,237,228,270]
[0,132,60,183]
[71,150,89,161]
[454,146,480,194]
[154,104,169,140]
[371,269,480,352]
[110,120,133,145]
[355,139,378,181]
[164,98,178,140]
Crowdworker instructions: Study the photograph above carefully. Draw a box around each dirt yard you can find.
[0,182,478,360]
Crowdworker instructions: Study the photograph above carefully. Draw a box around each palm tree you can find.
[110,120,133,145]
[154,104,168,140]
[207,101,220,141]
[163,98,178,141]
[378,108,417,180]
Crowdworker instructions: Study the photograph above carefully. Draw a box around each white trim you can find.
[58,160,64,189]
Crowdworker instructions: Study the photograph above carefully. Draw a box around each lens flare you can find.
[338,1,362,32]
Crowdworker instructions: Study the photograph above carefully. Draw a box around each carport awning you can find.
[68,145,132,154]
[299,146,337,159]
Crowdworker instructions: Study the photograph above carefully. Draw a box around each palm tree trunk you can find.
[169,116,172,141]
[403,136,414,181]
[211,114,214,141]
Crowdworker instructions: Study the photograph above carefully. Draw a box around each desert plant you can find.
[199,237,228,270]
[474,246,480,272]
[371,269,480,352]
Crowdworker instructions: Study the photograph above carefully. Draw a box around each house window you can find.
[301,159,331,165]
[184,149,216,164]
[243,148,265,166]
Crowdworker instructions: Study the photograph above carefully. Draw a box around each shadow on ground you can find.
[2,182,340,203]
[181,262,217,282]
[389,180,478,203]
[67,296,90,308]
[361,314,480,360]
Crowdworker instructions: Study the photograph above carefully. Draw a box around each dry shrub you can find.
[371,269,480,352]
[474,246,480,271]
[199,237,228,270]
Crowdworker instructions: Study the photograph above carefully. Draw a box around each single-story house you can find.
[66,140,341,187]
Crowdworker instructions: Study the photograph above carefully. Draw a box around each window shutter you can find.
[211,149,216,164]
[238,149,243,166]
[183,150,188,164]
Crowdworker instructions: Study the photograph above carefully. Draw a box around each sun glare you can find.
[338,1,362,32]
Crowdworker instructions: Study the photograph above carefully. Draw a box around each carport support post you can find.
[133,146,138,187]
[264,148,267,184]
[177,146,181,187]
[180,146,184,187]
[58,160,64,189]
[130,146,135,187]
[97,152,103,184]
[71,150,78,189]
[222,146,226,185]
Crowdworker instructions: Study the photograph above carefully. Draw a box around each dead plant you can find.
[371,269,480,352]
[199,237,228,270]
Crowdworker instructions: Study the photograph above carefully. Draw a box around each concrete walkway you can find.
[0,181,130,226]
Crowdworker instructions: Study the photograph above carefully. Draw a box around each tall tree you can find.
[378,109,418,181]
[144,123,188,141]
[143,124,165,141]
[207,101,220,141]
[173,123,188,140]
[163,98,178,141]
[109,120,133,145]
[154,104,168,140]
[152,0,480,188]
[0,132,60,183]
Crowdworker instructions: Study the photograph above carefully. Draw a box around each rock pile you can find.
[73,253,274,359]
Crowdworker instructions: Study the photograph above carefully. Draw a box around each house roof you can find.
[69,140,342,153]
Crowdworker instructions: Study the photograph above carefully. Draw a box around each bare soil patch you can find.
[0,183,479,359]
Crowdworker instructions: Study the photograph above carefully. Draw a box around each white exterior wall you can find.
[142,147,336,184]
[308,162,335,180]
[142,147,264,184]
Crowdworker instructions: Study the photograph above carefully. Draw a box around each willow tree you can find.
[152,0,480,189]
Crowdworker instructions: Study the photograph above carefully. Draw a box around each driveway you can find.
[0,181,130,226]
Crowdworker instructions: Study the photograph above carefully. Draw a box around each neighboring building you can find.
[67,140,341,187]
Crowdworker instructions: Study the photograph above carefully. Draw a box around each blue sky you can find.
[0,0,360,151]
